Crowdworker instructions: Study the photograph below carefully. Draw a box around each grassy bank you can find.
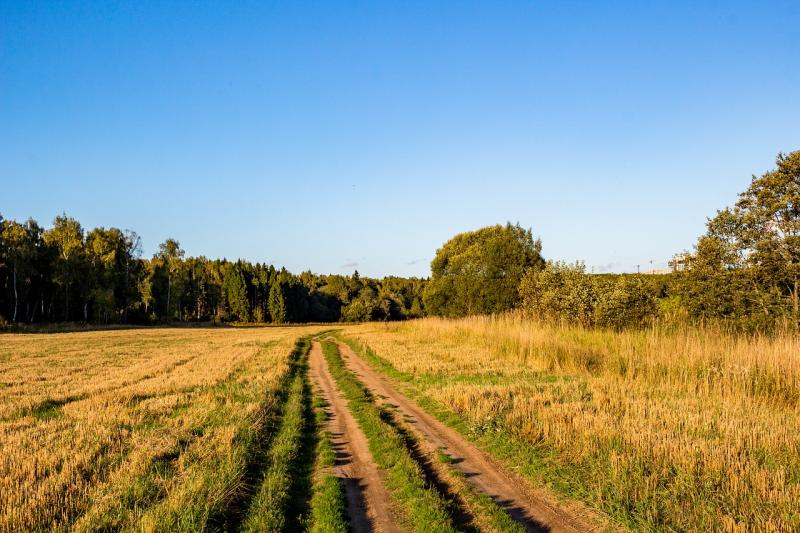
[241,338,311,531]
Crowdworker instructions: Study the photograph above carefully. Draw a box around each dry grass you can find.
[345,315,800,531]
[0,325,324,532]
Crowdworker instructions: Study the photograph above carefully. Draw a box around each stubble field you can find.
[0,326,325,531]
[2,318,798,532]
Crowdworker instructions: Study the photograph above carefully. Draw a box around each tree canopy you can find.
[675,150,800,327]
[423,223,544,317]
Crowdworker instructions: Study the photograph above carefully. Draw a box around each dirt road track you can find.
[337,341,606,533]
[308,342,402,533]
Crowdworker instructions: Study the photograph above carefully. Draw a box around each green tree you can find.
[1,219,38,323]
[86,227,129,322]
[121,230,142,323]
[269,281,287,324]
[424,223,544,317]
[222,263,250,321]
[43,214,84,321]
[594,275,657,330]
[519,261,596,325]
[677,150,800,327]
[157,238,184,320]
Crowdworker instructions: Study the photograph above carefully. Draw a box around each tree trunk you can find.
[123,262,129,324]
[166,274,171,321]
[793,278,799,329]
[12,261,18,323]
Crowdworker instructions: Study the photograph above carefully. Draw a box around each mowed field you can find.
[2,320,798,532]
[0,326,326,532]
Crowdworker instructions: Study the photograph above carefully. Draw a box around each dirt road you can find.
[308,341,402,533]
[337,341,605,533]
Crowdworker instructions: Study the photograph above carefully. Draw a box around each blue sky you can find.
[2,1,798,277]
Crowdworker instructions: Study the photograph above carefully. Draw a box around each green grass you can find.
[241,370,308,531]
[307,394,349,533]
[319,339,457,533]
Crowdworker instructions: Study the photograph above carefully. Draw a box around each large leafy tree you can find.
[424,223,544,317]
[678,150,800,325]
[85,227,129,322]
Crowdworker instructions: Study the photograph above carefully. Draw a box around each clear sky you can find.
[2,1,798,277]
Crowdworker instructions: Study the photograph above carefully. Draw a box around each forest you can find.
[0,219,425,325]
[1,150,798,330]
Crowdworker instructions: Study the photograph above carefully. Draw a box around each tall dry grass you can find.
[0,326,324,532]
[346,315,800,531]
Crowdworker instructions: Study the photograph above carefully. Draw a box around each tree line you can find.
[3,149,797,331]
[423,150,799,331]
[0,216,425,326]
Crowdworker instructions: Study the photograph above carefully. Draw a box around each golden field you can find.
[0,325,324,532]
[345,315,800,531]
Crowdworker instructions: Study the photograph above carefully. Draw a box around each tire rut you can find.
[337,341,608,533]
[309,341,402,533]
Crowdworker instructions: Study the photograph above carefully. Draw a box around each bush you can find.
[519,262,659,329]
[594,275,657,329]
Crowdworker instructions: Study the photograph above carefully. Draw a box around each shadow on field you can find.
[207,338,317,532]
[322,399,374,532]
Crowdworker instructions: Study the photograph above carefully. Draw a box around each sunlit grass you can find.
[0,326,324,531]
[345,315,800,531]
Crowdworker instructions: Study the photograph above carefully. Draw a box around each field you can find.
[345,316,800,531]
[0,326,326,531]
[1,320,798,532]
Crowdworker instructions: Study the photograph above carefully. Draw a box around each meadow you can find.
[344,315,800,531]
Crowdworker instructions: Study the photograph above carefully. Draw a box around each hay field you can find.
[344,316,800,531]
[0,325,323,532]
